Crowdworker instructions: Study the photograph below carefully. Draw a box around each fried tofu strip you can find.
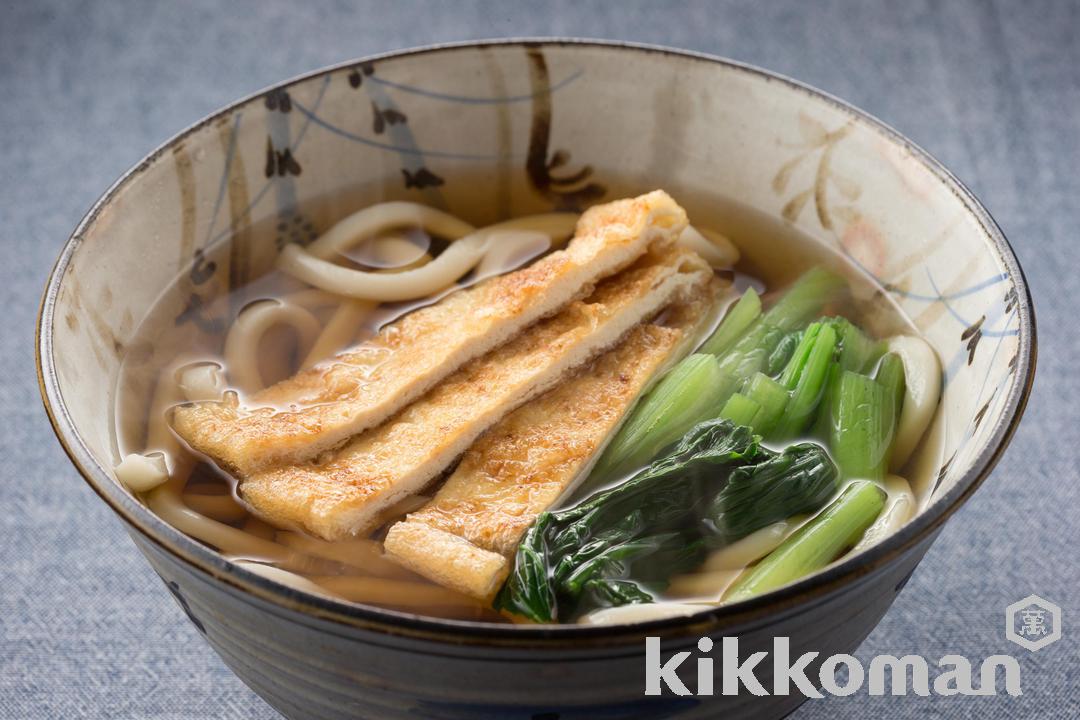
[383,284,721,600]
[172,191,689,475]
[240,247,712,540]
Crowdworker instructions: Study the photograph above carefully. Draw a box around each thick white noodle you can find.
[277,235,488,301]
[885,334,942,470]
[177,361,227,402]
[664,517,808,602]
[474,213,578,249]
[119,355,207,487]
[274,532,411,579]
[114,452,169,492]
[146,484,293,562]
[680,225,740,267]
[145,356,194,456]
[305,202,476,260]
[233,561,343,598]
[701,517,805,571]
[300,299,375,369]
[580,603,713,626]
[299,238,439,369]
[854,474,916,552]
[242,516,278,540]
[665,569,745,601]
[277,213,579,302]
[349,234,430,269]
[223,299,321,392]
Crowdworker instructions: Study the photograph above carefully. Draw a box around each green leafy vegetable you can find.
[589,268,848,484]
[829,371,886,480]
[760,266,846,331]
[715,268,845,382]
[588,354,735,484]
[777,322,822,389]
[765,330,803,376]
[827,352,906,480]
[704,442,840,544]
[719,393,762,427]
[829,317,886,373]
[724,480,886,602]
[716,320,790,382]
[743,372,788,436]
[771,321,838,439]
[496,420,839,623]
[699,287,762,356]
[810,318,883,440]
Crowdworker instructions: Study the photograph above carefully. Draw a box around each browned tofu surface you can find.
[172,190,688,475]
[240,247,712,540]
[383,281,722,599]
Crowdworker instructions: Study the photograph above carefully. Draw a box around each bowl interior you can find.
[41,41,1032,625]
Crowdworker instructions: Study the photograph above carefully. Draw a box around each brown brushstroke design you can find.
[172,143,198,269]
[371,100,407,135]
[264,136,302,177]
[401,167,444,189]
[189,248,216,286]
[960,314,985,365]
[813,136,841,230]
[524,46,605,210]
[219,117,253,315]
[933,451,956,496]
[264,88,292,113]
[347,62,375,89]
[1003,286,1018,314]
[64,276,119,369]
[175,292,224,335]
[777,120,852,228]
[481,48,513,219]
[972,394,994,429]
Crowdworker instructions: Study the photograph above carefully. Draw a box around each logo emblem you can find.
[1005,594,1061,652]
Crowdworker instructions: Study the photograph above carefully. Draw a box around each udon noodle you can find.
[114,192,939,624]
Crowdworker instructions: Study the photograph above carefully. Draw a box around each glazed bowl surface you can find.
[38,40,1034,719]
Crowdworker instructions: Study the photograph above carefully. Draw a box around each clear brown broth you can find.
[114,184,922,623]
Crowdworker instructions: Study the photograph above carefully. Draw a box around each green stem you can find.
[760,267,846,331]
[724,480,886,602]
[873,352,906,468]
[830,317,885,373]
[589,354,734,482]
[772,322,838,439]
[743,373,788,437]
[700,287,762,357]
[829,370,886,480]
[719,393,762,427]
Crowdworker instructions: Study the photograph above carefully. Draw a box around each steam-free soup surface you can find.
[113,188,939,624]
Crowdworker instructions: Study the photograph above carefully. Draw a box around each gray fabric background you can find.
[2,1,1077,717]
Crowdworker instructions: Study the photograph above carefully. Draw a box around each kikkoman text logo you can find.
[644,637,1022,697]
[644,594,1061,697]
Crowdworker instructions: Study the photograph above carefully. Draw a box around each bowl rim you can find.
[36,37,1037,648]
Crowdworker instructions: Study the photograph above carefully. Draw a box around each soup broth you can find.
[114,186,940,624]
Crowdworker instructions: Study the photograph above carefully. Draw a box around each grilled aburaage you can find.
[114,189,940,624]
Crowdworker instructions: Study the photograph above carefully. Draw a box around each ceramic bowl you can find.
[38,40,1035,719]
